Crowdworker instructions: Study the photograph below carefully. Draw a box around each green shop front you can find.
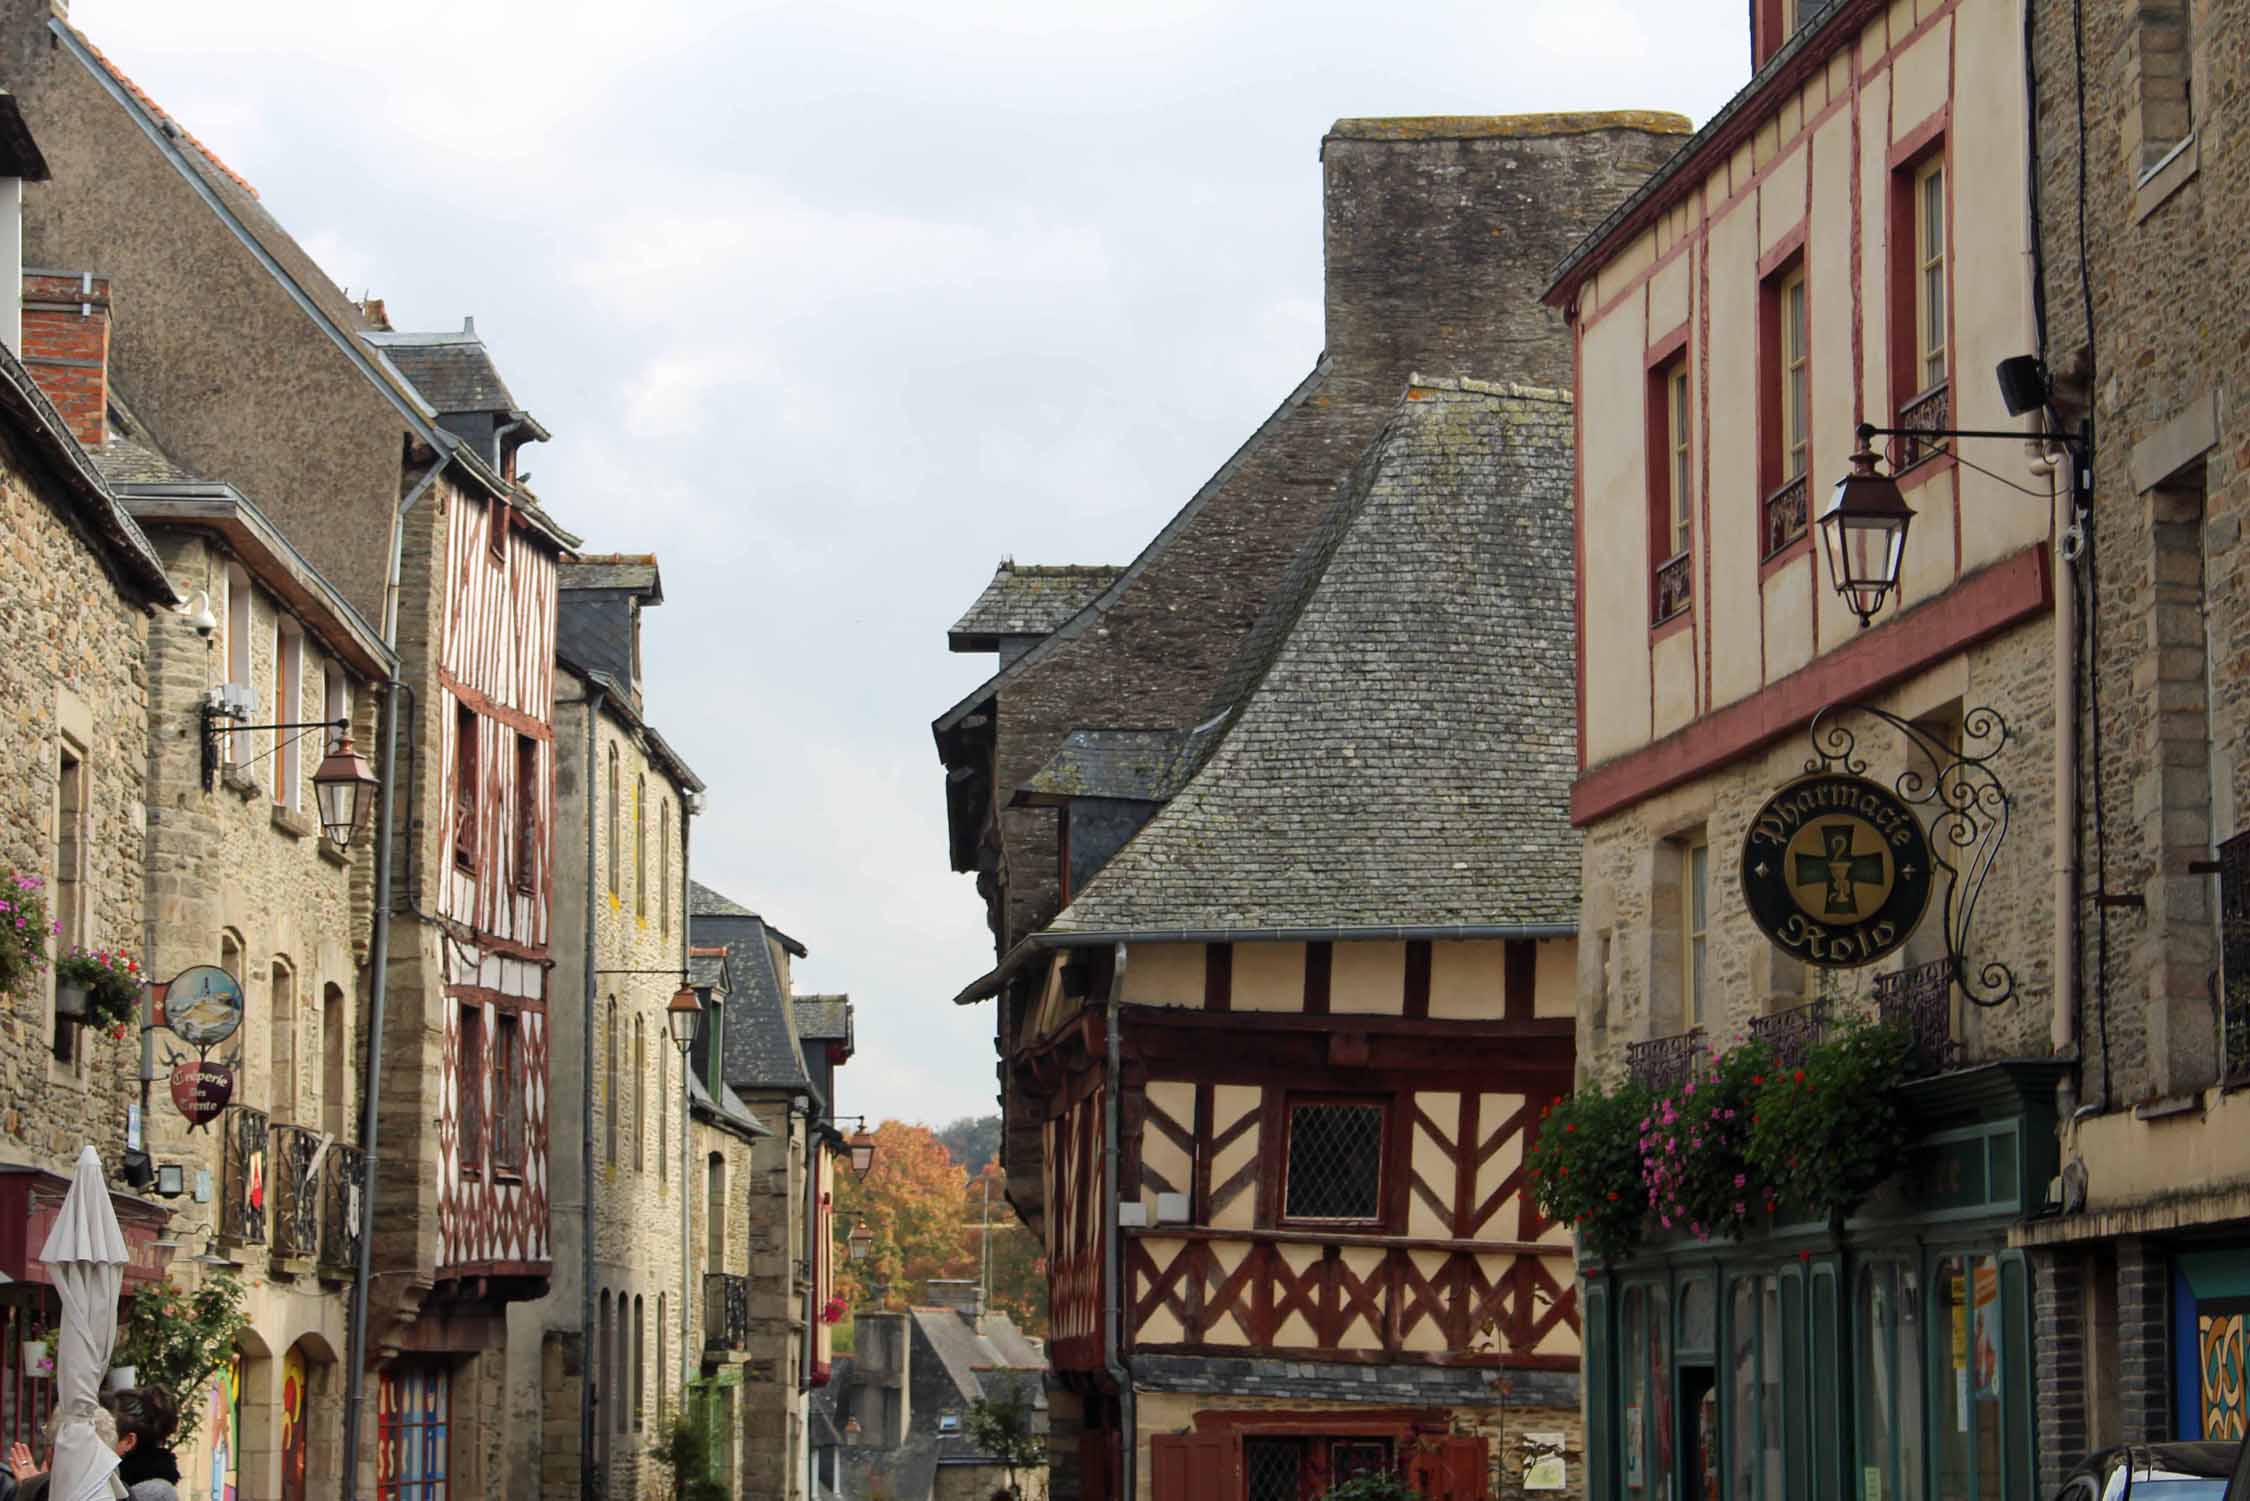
[1580,1057,2063,1501]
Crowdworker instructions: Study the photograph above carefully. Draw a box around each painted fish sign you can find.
[159,964,245,1050]
[1740,771,1935,968]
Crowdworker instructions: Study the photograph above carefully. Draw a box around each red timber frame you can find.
[1020,987,1579,1377]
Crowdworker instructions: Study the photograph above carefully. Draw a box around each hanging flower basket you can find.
[1639,1041,1771,1242]
[53,947,143,1031]
[1526,1074,1653,1264]
[821,1295,847,1326]
[1745,1017,1914,1221]
[0,873,53,999]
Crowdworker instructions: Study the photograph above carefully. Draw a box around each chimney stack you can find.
[922,1279,985,1321]
[21,268,110,446]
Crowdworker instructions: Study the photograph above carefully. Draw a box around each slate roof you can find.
[909,1309,1049,1404]
[1015,727,1194,806]
[688,945,730,992]
[794,996,852,1042]
[365,321,542,425]
[561,554,663,600]
[947,563,1123,651]
[687,1069,772,1140]
[689,881,818,1100]
[1048,378,1582,936]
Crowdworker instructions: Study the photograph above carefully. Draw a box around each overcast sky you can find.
[81,0,1746,1128]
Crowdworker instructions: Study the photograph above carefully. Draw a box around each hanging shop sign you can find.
[169,1059,236,1131]
[156,964,245,1050]
[1740,771,1935,968]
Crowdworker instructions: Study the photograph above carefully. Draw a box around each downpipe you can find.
[577,686,606,1496]
[1102,942,1134,1501]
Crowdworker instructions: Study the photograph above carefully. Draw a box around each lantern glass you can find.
[847,1221,874,1263]
[848,1129,876,1181]
[311,736,379,850]
[155,1163,185,1199]
[1817,456,1915,627]
[667,984,704,1053]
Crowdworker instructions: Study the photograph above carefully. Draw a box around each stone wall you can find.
[739,1094,809,1501]
[1576,616,2060,1081]
[138,525,375,1501]
[0,416,148,1168]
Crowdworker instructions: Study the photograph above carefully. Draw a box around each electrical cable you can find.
[2071,0,2112,1108]
[1945,445,2058,498]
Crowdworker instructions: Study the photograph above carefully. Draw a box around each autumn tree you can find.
[833,1120,974,1313]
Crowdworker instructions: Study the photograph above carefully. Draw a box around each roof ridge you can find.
[71,30,259,200]
[1405,373,1573,405]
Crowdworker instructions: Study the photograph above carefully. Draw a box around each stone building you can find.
[88,385,392,1501]
[818,1283,1049,1501]
[932,114,1686,1501]
[0,14,584,1494]
[2003,0,2250,1476]
[512,552,773,1501]
[0,96,180,1447]
[690,885,859,1501]
[1545,0,2075,1495]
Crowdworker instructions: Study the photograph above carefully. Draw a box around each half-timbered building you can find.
[952,379,1587,1501]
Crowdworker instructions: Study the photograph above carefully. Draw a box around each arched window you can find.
[596,1292,612,1469]
[615,1293,629,1438]
[656,1294,667,1422]
[606,745,620,898]
[706,1153,726,1265]
[605,1000,619,1168]
[633,1294,645,1432]
[634,775,647,918]
[659,804,672,936]
[322,982,347,1139]
[269,958,296,1121]
[659,1044,669,1182]
[220,930,244,982]
[633,1017,646,1173]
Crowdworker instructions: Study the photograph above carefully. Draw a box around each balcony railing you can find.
[1626,1029,1705,1095]
[1653,550,1693,625]
[1875,959,1959,1075]
[219,1105,270,1246]
[321,1144,365,1272]
[269,1124,322,1259]
[1762,473,1809,559]
[704,1272,750,1351]
[1750,1000,1830,1069]
[1893,382,1951,471]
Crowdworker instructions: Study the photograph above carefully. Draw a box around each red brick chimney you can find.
[21,269,110,447]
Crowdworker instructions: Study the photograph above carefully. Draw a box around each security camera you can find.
[175,589,217,640]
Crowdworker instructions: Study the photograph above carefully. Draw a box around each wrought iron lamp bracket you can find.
[1805,700,2017,1009]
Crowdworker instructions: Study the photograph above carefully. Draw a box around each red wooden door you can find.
[1409,1436,1490,1501]
[1150,1430,1240,1501]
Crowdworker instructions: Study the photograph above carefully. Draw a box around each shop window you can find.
[1281,1099,1385,1225]
[1729,1276,1789,1501]
[1934,1255,2005,1500]
[1858,1262,1927,1501]
[376,1362,449,1501]
[456,1005,484,1176]
[493,1010,523,1175]
[1622,1284,1673,1495]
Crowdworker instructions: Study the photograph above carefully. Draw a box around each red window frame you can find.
[452,704,478,873]
[492,1009,524,1177]
[513,734,539,894]
[1886,119,1953,471]
[456,1004,484,1177]
[1757,239,1812,563]
[1645,337,1694,628]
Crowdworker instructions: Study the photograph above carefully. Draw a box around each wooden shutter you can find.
[1408,1436,1490,1501]
[1150,1430,1240,1501]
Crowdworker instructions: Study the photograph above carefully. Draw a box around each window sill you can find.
[1649,606,1694,644]
[221,765,261,802]
[271,804,313,841]
[2133,135,2197,225]
[319,840,349,869]
[1758,530,1813,581]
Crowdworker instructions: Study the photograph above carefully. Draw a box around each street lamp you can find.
[1817,440,1917,629]
[846,1221,874,1264]
[666,982,704,1056]
[312,734,380,850]
[1822,401,2091,628]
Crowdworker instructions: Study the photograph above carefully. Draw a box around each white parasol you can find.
[39,1147,129,1501]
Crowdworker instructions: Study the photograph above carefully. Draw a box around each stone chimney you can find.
[1318,113,1692,399]
[21,268,109,445]
[923,1278,985,1320]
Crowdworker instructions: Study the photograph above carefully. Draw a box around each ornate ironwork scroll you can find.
[269,1124,321,1258]
[220,1104,270,1246]
[321,1144,365,1272]
[1763,474,1809,560]
[1804,701,2016,1008]
[1626,1028,1705,1095]
[1893,383,1952,470]
[1874,959,1961,1074]
[703,1272,750,1350]
[1750,1000,1830,1068]
[1654,551,1693,625]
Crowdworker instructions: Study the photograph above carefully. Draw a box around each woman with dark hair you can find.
[100,1387,180,1501]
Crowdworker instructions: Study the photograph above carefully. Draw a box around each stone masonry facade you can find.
[138,523,379,1501]
[0,416,149,1170]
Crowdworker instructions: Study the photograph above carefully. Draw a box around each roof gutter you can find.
[952,921,1578,1005]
